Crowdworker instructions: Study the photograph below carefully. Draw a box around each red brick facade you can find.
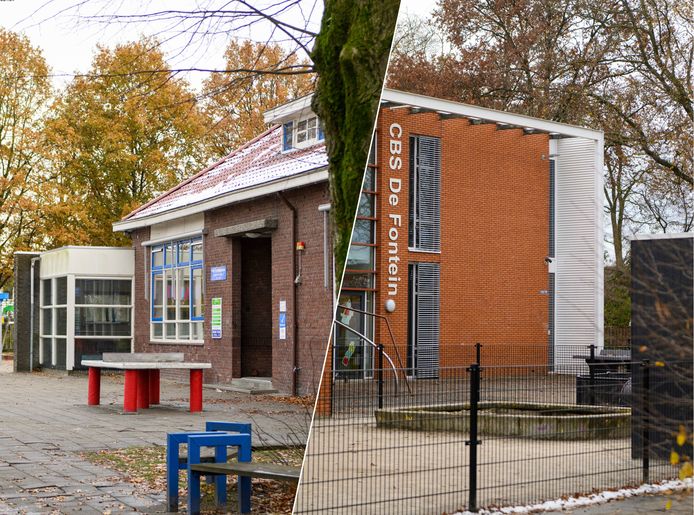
[317,107,552,414]
[375,108,550,367]
[130,182,333,395]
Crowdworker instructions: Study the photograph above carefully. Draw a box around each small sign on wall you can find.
[279,300,287,340]
[210,266,227,281]
[211,298,222,339]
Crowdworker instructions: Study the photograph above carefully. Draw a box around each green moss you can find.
[311,0,400,279]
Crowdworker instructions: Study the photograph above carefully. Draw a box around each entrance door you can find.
[240,237,272,377]
[334,291,373,379]
[408,263,440,378]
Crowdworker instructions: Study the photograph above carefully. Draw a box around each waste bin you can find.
[576,373,631,406]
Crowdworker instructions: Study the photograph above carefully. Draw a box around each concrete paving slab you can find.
[0,359,308,513]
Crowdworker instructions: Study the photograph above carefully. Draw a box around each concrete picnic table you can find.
[81,352,211,413]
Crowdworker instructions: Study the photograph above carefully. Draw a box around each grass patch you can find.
[83,445,303,513]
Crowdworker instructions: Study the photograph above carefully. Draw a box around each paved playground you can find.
[0,359,310,513]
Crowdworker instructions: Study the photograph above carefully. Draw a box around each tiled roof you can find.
[124,125,327,221]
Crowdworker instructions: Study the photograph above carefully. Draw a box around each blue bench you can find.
[166,421,252,513]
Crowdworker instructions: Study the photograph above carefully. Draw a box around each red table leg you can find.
[87,367,101,406]
[124,370,138,413]
[190,369,203,412]
[149,370,160,405]
[137,370,150,409]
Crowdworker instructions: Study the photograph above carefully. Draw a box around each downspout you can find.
[277,191,299,396]
[29,256,40,372]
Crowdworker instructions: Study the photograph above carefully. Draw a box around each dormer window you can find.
[282,115,324,152]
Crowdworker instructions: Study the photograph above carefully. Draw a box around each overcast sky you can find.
[0,0,324,91]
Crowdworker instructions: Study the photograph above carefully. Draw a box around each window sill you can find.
[408,247,442,254]
[149,339,205,346]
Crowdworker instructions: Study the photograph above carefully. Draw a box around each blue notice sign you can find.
[279,312,287,340]
[210,266,227,281]
[0,292,9,301]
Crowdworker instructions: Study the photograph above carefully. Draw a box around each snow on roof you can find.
[124,125,327,222]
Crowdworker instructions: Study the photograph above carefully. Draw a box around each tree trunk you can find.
[311,0,400,279]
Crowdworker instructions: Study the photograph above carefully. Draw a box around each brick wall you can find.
[12,252,40,372]
[375,108,550,368]
[129,182,333,395]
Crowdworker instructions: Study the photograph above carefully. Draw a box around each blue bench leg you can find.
[166,434,179,512]
[214,445,227,507]
[188,469,202,515]
[238,439,252,514]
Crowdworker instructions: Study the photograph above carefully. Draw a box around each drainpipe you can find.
[277,192,299,396]
[29,256,40,372]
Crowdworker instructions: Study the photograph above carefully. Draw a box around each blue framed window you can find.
[282,121,293,151]
[150,237,204,342]
[282,116,324,151]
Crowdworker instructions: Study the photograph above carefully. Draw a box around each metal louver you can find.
[409,136,441,251]
[411,263,440,378]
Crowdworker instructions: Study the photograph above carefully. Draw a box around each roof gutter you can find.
[381,89,603,140]
[113,167,328,233]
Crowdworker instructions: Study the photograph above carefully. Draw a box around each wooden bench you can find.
[190,461,300,482]
[188,462,300,514]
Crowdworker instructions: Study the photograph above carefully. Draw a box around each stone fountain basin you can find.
[375,402,631,440]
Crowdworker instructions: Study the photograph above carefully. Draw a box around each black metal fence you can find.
[295,344,691,514]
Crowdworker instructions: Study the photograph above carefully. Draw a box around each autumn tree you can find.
[388,0,693,267]
[203,40,314,159]
[42,38,210,247]
[0,29,51,288]
[28,0,399,276]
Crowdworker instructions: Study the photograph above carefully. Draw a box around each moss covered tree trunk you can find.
[311,0,400,279]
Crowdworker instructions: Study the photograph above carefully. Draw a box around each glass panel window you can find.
[307,116,317,140]
[342,272,373,289]
[152,273,163,320]
[75,307,131,336]
[150,238,204,341]
[178,241,191,265]
[75,279,131,305]
[56,307,67,336]
[352,219,375,244]
[177,268,190,320]
[295,116,319,145]
[363,167,375,191]
[192,239,203,263]
[164,243,174,268]
[165,271,176,320]
[296,119,308,143]
[41,309,52,336]
[357,193,374,217]
[152,246,164,268]
[346,245,374,271]
[42,280,52,306]
[192,267,203,319]
[56,277,67,305]
[178,323,190,339]
[192,322,203,340]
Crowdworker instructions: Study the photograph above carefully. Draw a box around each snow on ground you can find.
[455,478,694,514]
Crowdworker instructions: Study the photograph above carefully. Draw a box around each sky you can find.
[0,0,324,91]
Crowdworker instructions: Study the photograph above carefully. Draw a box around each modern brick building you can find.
[112,95,334,395]
[331,89,604,387]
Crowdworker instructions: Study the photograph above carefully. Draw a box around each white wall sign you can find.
[211,297,222,339]
[279,300,287,340]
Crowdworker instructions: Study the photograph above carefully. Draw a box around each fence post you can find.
[377,344,384,410]
[588,344,596,405]
[475,342,482,366]
[466,363,481,512]
[641,359,650,483]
